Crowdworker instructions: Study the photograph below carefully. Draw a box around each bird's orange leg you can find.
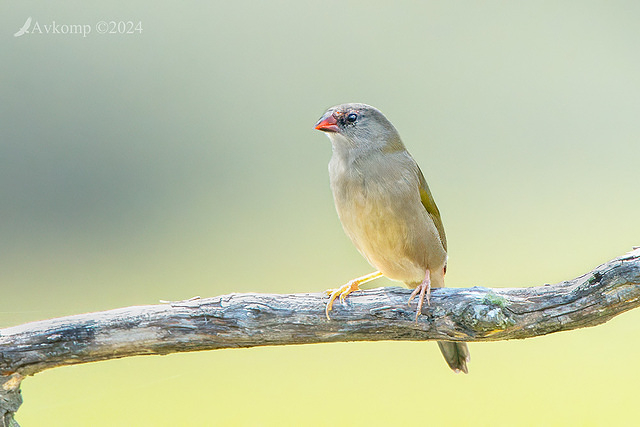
[408,269,431,322]
[325,270,383,320]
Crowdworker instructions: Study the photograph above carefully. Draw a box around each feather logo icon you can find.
[14,17,32,37]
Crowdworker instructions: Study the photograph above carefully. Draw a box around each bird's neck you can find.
[330,134,405,165]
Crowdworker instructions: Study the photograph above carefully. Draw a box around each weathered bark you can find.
[1,248,639,425]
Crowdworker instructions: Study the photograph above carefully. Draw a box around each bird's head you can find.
[314,103,403,153]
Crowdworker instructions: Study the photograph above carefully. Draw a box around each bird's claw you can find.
[325,280,361,320]
[408,271,431,323]
[324,271,383,320]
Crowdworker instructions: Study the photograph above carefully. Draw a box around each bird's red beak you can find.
[314,114,340,133]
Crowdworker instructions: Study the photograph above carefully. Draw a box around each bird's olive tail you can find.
[437,341,470,374]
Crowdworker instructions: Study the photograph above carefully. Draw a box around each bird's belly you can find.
[336,195,438,284]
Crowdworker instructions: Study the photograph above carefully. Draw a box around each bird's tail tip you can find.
[437,341,470,374]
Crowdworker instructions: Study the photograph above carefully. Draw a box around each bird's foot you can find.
[325,281,361,320]
[408,270,431,322]
[325,270,383,320]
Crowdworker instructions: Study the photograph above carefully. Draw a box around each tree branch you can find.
[1,248,640,425]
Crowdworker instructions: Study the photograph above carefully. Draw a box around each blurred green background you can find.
[2,1,640,425]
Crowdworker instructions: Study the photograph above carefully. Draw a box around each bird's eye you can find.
[346,113,358,123]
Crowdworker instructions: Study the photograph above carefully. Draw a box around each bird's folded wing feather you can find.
[416,166,447,251]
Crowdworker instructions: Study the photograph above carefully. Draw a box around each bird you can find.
[14,17,32,37]
[314,103,470,373]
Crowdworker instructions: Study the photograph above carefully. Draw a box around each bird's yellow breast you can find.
[329,151,446,285]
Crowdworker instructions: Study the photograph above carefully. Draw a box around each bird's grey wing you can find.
[416,166,447,252]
